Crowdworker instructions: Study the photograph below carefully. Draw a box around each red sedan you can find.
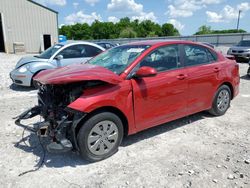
[16,40,240,161]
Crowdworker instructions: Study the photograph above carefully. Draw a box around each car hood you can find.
[230,46,250,50]
[34,64,122,85]
[15,56,48,69]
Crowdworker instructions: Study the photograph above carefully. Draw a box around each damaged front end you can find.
[15,64,122,154]
[15,81,102,153]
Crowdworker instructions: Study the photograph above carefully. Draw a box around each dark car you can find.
[16,40,239,162]
[95,42,116,49]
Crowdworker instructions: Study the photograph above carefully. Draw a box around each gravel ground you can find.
[0,52,249,188]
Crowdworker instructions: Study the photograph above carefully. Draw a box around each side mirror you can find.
[55,55,63,61]
[134,66,157,78]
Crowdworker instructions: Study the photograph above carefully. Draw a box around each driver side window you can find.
[139,45,181,72]
[58,45,101,59]
[58,45,82,59]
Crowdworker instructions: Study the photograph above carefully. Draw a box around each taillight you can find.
[235,63,239,72]
[234,63,239,77]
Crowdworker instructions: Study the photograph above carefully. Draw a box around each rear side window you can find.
[184,45,217,67]
[139,45,181,72]
[85,45,103,57]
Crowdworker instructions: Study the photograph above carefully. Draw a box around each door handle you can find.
[176,74,187,80]
[214,67,220,72]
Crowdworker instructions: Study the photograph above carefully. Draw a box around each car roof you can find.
[126,40,198,46]
[59,40,106,50]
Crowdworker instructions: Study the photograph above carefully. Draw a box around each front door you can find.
[131,44,188,131]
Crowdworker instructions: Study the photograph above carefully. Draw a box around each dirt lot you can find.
[0,52,249,188]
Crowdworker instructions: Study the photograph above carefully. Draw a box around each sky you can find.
[34,0,250,35]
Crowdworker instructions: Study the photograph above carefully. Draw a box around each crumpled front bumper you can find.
[14,106,42,133]
[14,106,86,153]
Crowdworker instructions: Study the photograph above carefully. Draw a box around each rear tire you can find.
[209,85,231,116]
[247,67,250,77]
[77,112,124,162]
[235,57,249,63]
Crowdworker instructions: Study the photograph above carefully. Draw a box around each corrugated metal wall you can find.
[0,0,58,53]
[92,33,250,47]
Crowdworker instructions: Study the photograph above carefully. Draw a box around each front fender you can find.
[29,62,57,74]
[68,81,137,134]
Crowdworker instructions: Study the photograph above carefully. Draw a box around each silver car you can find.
[10,41,105,87]
[227,39,250,63]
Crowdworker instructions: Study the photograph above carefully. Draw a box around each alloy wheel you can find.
[87,120,119,155]
[217,89,230,112]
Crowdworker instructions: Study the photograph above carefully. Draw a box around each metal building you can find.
[0,0,58,53]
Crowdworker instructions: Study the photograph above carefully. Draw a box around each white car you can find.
[10,41,105,87]
[227,40,250,63]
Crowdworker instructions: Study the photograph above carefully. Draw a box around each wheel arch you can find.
[219,82,234,99]
[75,106,129,138]
[28,62,56,85]
[30,69,45,86]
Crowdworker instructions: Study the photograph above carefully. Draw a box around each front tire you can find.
[31,70,45,89]
[77,112,124,162]
[209,85,231,116]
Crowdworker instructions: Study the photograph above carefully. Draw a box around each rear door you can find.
[131,44,188,131]
[183,44,221,114]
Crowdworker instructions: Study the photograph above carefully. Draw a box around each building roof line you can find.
[27,0,58,14]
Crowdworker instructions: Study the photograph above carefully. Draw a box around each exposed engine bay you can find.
[15,81,104,153]
[38,82,85,122]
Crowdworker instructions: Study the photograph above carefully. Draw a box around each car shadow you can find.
[14,111,212,168]
[9,84,36,92]
[14,132,89,169]
[240,75,250,80]
[121,111,211,147]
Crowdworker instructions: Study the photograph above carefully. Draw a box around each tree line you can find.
[59,18,248,40]
[194,25,246,35]
[59,17,180,40]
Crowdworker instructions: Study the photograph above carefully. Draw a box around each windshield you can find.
[37,44,64,59]
[237,40,250,47]
[87,45,151,74]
